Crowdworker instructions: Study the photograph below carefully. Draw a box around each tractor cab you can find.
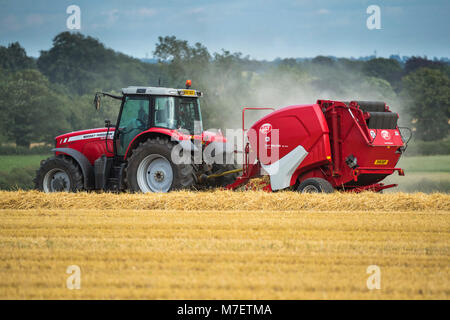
[115,86,203,157]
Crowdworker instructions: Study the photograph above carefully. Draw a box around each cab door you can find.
[115,95,150,156]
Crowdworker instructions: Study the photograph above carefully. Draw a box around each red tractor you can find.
[35,83,238,193]
[227,100,408,193]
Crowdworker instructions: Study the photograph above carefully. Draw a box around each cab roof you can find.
[122,86,202,97]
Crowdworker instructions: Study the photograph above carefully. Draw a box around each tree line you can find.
[0,32,448,149]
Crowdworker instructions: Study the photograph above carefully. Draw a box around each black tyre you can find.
[297,177,334,193]
[34,156,84,192]
[125,137,195,193]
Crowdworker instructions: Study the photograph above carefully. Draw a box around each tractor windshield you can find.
[153,96,202,134]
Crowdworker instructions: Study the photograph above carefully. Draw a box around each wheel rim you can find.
[137,155,173,192]
[302,185,320,193]
[43,168,70,192]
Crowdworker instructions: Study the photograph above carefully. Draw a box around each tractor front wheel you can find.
[125,138,195,193]
[297,177,334,193]
[34,156,84,193]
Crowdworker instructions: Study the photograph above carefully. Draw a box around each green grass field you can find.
[384,155,450,192]
[0,154,448,192]
[396,155,450,173]
[0,154,50,172]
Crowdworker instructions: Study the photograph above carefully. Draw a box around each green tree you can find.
[38,32,160,95]
[0,70,71,147]
[154,35,211,63]
[203,50,253,128]
[404,56,447,75]
[363,58,402,86]
[66,93,121,131]
[153,36,211,88]
[311,56,335,66]
[0,42,35,72]
[401,68,450,141]
[359,77,397,100]
[37,32,112,94]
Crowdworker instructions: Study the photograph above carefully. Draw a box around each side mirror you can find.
[94,93,101,110]
[105,119,111,128]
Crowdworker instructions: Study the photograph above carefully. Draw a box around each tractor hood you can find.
[55,127,226,148]
[56,128,114,146]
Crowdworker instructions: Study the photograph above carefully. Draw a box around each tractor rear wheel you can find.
[34,156,84,193]
[297,177,334,193]
[125,138,195,193]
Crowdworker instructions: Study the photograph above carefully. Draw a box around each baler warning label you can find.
[374,159,389,165]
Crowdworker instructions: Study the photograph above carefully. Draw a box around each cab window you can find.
[117,96,149,156]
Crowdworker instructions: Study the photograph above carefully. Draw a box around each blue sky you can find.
[0,0,448,60]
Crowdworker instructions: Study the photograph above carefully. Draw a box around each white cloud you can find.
[187,7,205,15]
[0,14,22,31]
[385,6,404,15]
[102,9,120,24]
[26,14,45,26]
[136,8,157,17]
[317,9,330,15]
[0,13,47,32]
[93,7,157,30]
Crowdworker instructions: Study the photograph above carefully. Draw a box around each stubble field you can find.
[0,191,449,299]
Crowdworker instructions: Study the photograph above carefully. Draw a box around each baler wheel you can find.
[297,178,334,193]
